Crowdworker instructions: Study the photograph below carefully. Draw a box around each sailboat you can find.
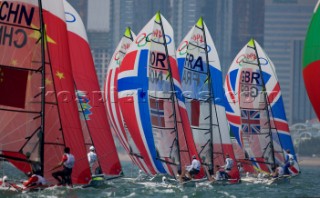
[104,27,151,174]
[225,39,300,184]
[63,0,122,187]
[117,12,204,180]
[176,17,240,183]
[303,0,320,120]
[0,0,91,190]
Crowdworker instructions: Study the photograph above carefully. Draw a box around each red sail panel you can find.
[0,67,28,108]
[1,151,32,174]
[64,1,122,175]
[42,1,91,184]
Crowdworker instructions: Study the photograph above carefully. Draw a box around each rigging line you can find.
[0,154,37,164]
[0,21,41,31]
[0,108,39,114]
[251,40,276,168]
[32,60,51,65]
[239,81,264,87]
[265,104,287,159]
[148,39,165,45]
[241,61,259,66]
[157,14,183,166]
[43,142,65,146]
[183,65,207,74]
[190,127,210,131]
[261,142,271,158]
[200,18,225,170]
[188,41,206,50]
[168,137,177,159]
[18,126,41,154]
[0,64,42,72]
[152,126,175,130]
[130,152,144,159]
[156,157,177,166]
[240,106,268,111]
[148,95,173,100]
[198,139,210,156]
[149,65,169,71]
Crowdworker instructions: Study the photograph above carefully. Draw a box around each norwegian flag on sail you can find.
[241,110,260,134]
[149,98,165,127]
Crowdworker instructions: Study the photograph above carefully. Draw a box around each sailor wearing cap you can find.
[87,146,97,175]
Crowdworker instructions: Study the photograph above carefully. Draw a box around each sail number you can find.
[241,70,261,98]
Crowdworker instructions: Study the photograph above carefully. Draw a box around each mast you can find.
[251,39,276,168]
[38,0,46,177]
[199,18,214,173]
[157,12,181,168]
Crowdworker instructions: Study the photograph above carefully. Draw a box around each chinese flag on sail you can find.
[0,66,28,108]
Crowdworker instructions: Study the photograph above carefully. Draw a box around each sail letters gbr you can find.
[0,1,35,48]
[240,68,263,109]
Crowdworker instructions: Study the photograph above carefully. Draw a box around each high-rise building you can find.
[207,0,233,76]
[264,0,317,124]
[231,0,265,75]
[292,40,316,123]
[170,0,234,76]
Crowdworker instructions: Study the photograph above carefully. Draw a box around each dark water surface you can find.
[0,162,318,198]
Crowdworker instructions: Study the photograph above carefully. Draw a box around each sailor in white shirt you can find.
[179,155,200,182]
[222,154,234,172]
[88,146,97,175]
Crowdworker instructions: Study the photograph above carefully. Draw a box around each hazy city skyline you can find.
[68,0,318,125]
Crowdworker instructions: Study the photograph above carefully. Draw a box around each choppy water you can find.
[0,162,318,198]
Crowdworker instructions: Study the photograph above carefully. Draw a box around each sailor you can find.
[179,155,201,182]
[87,146,97,175]
[1,176,9,187]
[23,172,47,187]
[283,149,294,175]
[237,162,245,175]
[51,147,75,186]
[214,165,229,180]
[222,154,234,173]
[272,164,284,178]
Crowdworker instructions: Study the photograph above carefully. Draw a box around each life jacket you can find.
[288,154,294,166]
[64,153,75,169]
[225,158,234,170]
[32,174,47,185]
[192,159,201,171]
[277,167,284,177]
[88,151,97,164]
